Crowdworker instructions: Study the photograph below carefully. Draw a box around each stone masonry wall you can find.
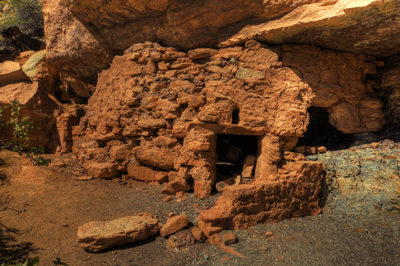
[70,40,384,201]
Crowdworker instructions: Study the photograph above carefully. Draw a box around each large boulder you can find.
[77,215,159,252]
[42,0,113,82]
[0,81,64,147]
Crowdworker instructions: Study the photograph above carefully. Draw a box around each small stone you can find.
[86,163,118,179]
[306,146,317,154]
[371,142,379,148]
[265,231,273,237]
[191,228,206,243]
[208,234,221,245]
[221,233,238,246]
[294,146,306,153]
[317,146,327,153]
[160,215,190,237]
[76,176,94,181]
[163,196,172,202]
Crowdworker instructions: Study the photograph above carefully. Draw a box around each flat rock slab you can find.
[160,215,190,237]
[77,215,159,252]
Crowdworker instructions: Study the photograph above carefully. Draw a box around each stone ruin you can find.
[61,40,385,236]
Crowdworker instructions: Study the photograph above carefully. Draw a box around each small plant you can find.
[0,100,50,166]
[27,145,49,166]
[0,256,39,266]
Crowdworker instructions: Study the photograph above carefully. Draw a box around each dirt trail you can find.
[0,150,399,266]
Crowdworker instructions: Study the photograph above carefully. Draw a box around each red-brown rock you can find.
[160,215,190,237]
[87,162,118,179]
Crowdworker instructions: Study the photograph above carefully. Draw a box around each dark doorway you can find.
[297,107,353,150]
[216,134,258,178]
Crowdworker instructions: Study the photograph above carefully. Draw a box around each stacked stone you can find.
[71,40,384,202]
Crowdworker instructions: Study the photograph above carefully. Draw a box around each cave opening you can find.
[216,134,258,179]
[297,107,353,150]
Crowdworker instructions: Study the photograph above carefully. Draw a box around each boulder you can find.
[42,0,113,82]
[86,162,118,179]
[132,147,175,170]
[77,215,159,252]
[22,50,47,79]
[127,164,156,182]
[0,61,29,83]
[0,81,63,147]
[160,215,190,237]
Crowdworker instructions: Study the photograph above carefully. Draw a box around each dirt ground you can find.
[0,150,399,266]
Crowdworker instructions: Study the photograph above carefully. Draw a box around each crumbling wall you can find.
[70,40,384,201]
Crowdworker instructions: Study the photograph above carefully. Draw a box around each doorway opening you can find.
[297,107,353,150]
[216,134,258,179]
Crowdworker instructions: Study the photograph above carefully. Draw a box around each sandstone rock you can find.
[110,145,129,161]
[127,164,155,182]
[42,0,113,82]
[329,102,361,134]
[215,175,242,193]
[87,162,118,179]
[77,215,159,252]
[21,50,47,79]
[188,48,218,60]
[265,231,273,237]
[241,155,256,178]
[0,81,63,147]
[60,73,95,99]
[0,61,29,83]
[294,146,306,153]
[62,0,400,59]
[14,51,35,65]
[160,215,190,237]
[312,91,340,108]
[76,176,93,181]
[198,161,323,236]
[55,107,85,153]
[317,146,327,153]
[163,196,172,202]
[132,147,175,170]
[221,233,238,246]
[72,41,385,201]
[283,152,306,162]
[191,228,206,243]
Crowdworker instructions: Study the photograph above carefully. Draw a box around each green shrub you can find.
[0,100,50,166]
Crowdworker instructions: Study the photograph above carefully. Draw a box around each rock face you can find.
[77,215,159,252]
[72,40,385,200]
[41,0,113,82]
[44,0,400,78]
[198,161,323,235]
[61,0,400,57]
[309,140,400,214]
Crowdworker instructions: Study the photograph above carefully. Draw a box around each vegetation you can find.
[0,100,49,166]
[0,0,43,37]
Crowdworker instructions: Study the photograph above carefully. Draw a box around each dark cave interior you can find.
[216,134,258,178]
[297,107,353,150]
